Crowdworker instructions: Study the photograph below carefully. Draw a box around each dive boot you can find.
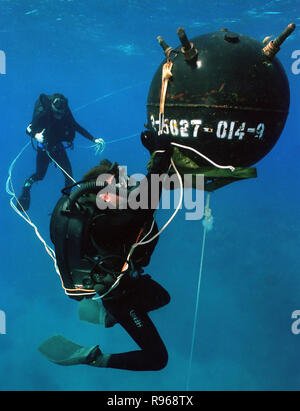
[16,179,33,212]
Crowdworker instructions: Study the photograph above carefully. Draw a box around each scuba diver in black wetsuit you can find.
[38,131,173,371]
[17,93,103,211]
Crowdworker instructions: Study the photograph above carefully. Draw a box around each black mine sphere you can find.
[147,30,290,167]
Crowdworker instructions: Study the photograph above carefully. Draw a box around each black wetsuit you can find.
[26,93,95,189]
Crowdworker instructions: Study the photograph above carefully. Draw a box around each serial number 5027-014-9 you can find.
[150,115,265,141]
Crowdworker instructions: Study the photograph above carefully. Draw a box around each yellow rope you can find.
[158,60,173,135]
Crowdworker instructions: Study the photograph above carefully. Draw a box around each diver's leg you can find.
[28,148,50,185]
[133,276,171,313]
[38,303,167,370]
[39,294,168,369]
[52,147,73,192]
[17,149,50,211]
[90,298,168,371]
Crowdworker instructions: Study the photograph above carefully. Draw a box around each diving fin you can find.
[16,184,31,212]
[38,335,100,366]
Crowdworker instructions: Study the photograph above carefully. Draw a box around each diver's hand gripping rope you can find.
[127,158,183,256]
[92,138,106,156]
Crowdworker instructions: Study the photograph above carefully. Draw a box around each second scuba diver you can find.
[39,131,173,371]
[17,93,103,211]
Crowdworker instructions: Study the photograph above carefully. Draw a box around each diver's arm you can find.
[67,109,95,141]
[27,94,50,137]
[141,130,172,174]
[133,131,172,214]
[144,151,172,213]
[28,115,48,138]
[73,119,96,141]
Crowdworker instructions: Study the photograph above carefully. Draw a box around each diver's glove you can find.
[94,138,103,144]
[141,130,172,174]
[141,130,172,154]
[93,138,106,155]
[141,130,156,153]
[26,124,33,136]
[35,129,45,143]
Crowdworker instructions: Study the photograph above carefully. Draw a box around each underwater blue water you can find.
[1,0,300,391]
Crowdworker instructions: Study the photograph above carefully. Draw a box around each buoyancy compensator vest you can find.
[50,180,159,301]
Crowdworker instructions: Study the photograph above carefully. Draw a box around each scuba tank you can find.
[50,180,158,300]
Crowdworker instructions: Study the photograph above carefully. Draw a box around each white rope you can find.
[6,142,30,198]
[185,194,210,390]
[6,143,57,262]
[128,157,183,252]
[73,82,147,113]
[45,150,79,187]
[171,142,235,172]
[105,133,138,145]
[84,134,136,149]
[185,193,213,390]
